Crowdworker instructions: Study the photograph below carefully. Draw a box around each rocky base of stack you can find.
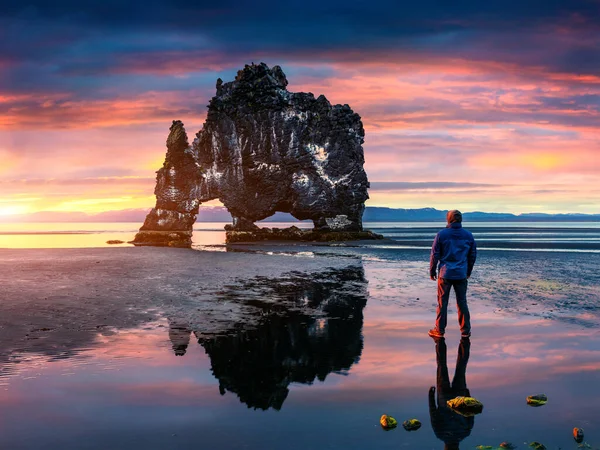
[130,231,193,248]
[225,226,384,244]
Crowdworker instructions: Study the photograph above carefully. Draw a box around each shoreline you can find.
[2,246,598,355]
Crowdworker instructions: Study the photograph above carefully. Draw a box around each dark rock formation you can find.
[133,120,202,247]
[133,63,373,247]
[225,225,384,243]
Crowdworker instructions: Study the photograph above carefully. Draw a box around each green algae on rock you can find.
[402,418,421,431]
[529,442,546,450]
[380,414,397,429]
[526,394,548,406]
[446,396,484,416]
[476,442,515,450]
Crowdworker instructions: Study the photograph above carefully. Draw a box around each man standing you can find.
[429,210,477,339]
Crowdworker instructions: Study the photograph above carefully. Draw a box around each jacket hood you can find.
[447,210,463,224]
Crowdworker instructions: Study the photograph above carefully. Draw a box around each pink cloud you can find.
[1,56,599,213]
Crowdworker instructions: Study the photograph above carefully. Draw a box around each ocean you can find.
[2,221,600,252]
[0,221,599,449]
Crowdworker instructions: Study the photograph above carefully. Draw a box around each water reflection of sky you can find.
[1,318,598,449]
[2,221,600,253]
[0,254,598,449]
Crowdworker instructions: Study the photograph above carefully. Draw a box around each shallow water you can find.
[1,221,600,252]
[1,224,599,448]
[4,315,599,450]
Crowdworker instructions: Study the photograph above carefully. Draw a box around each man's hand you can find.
[429,386,437,410]
[430,274,437,281]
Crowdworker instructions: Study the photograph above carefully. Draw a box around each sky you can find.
[1,0,600,217]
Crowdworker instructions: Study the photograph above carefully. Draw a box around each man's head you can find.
[447,210,463,224]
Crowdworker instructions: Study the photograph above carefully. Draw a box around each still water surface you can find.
[1,221,600,251]
[0,223,599,449]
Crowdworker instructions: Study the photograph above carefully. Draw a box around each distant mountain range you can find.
[3,206,600,223]
[363,207,600,222]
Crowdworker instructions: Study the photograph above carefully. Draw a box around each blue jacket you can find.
[430,223,477,280]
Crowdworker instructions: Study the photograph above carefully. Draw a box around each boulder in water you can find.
[380,414,398,429]
[402,418,421,431]
[526,394,548,407]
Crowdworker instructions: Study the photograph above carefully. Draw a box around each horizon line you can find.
[1,205,599,222]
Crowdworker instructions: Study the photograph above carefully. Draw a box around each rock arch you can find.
[133,63,371,247]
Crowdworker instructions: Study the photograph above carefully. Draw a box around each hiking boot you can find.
[428,328,444,338]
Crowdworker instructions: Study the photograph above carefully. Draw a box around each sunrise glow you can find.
[1,3,599,217]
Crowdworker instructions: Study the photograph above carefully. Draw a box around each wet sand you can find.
[1,246,600,449]
[0,247,363,363]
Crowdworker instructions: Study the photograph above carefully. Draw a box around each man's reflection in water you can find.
[429,337,473,450]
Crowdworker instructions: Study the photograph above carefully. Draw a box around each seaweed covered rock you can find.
[133,63,373,247]
[526,394,548,407]
[475,442,517,450]
[446,396,484,416]
[380,415,398,429]
[476,444,515,450]
[402,419,421,431]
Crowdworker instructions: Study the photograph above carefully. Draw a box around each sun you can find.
[0,205,28,216]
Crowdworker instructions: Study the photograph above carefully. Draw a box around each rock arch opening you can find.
[257,212,310,226]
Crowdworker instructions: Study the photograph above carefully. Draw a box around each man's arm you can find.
[467,236,477,278]
[430,233,440,280]
[428,386,437,411]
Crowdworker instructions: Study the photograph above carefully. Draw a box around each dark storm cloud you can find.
[4,0,600,32]
[2,0,600,77]
[534,94,600,111]
[2,0,600,132]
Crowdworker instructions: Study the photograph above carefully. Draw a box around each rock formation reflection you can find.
[167,265,368,410]
[429,338,473,450]
[168,319,192,356]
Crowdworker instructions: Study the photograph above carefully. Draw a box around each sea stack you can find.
[133,63,380,246]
